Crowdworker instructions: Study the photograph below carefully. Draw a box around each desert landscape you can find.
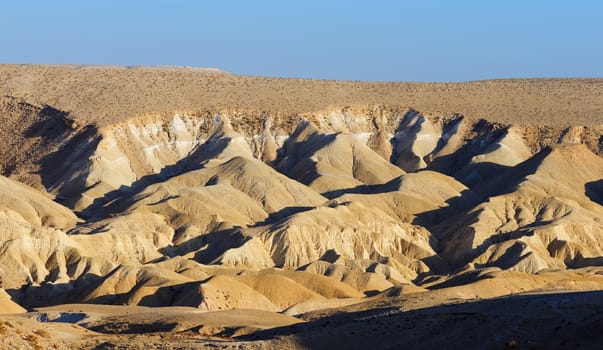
[2,64,603,349]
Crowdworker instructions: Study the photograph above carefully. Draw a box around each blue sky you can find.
[1,1,601,81]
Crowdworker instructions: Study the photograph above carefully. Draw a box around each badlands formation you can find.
[1,65,603,348]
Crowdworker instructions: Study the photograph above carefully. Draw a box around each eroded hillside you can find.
[2,65,603,349]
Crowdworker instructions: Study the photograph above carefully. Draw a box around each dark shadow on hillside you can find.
[77,134,231,220]
[472,146,552,197]
[321,174,426,199]
[585,179,603,206]
[6,272,105,309]
[427,119,508,176]
[280,122,337,163]
[430,115,464,156]
[389,109,421,167]
[453,161,512,188]
[412,188,482,229]
[416,147,554,236]
[277,129,337,185]
[320,177,403,199]
[242,290,603,350]
[24,105,72,138]
[38,124,101,208]
[158,227,248,265]
[321,185,370,199]
[422,231,548,289]
[249,206,315,227]
[2,103,75,181]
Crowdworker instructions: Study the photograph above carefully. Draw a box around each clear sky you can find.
[1,0,602,82]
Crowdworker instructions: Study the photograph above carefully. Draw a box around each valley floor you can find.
[3,289,603,349]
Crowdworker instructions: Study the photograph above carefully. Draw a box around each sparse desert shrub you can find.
[34,328,50,338]
[24,333,37,342]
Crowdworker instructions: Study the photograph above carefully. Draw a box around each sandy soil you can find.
[3,290,603,349]
[1,64,603,126]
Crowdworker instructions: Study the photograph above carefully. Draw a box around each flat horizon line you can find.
[2,62,603,84]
